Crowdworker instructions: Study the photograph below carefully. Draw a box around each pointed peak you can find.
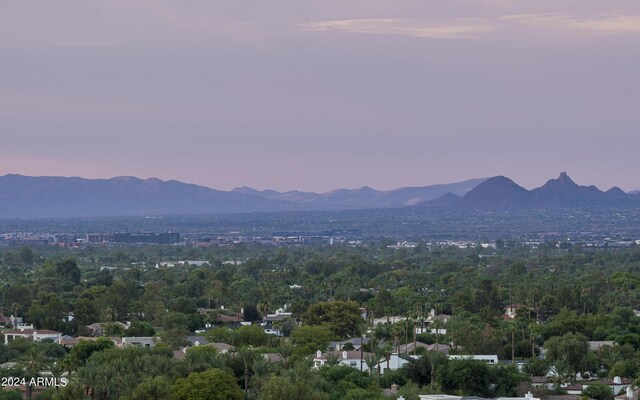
[557,171,575,184]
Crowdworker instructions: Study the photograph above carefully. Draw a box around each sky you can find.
[2,1,640,193]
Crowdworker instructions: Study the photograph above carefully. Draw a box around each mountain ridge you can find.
[430,172,640,211]
[0,174,487,218]
[1,173,638,217]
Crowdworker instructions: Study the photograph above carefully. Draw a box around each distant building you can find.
[448,354,499,365]
[313,350,376,370]
[85,233,114,243]
[112,232,180,245]
[4,329,63,345]
[121,337,155,348]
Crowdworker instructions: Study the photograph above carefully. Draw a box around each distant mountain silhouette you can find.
[0,174,291,217]
[418,192,461,208]
[0,174,486,218]
[630,190,640,195]
[530,172,605,207]
[0,173,636,217]
[232,178,487,209]
[456,176,533,210]
[424,172,640,211]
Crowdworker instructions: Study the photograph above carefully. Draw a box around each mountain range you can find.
[421,172,640,211]
[0,173,637,218]
[0,174,486,218]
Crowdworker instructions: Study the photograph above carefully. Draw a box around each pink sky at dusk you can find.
[2,1,639,192]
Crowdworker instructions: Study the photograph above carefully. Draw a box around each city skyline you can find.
[2,1,640,192]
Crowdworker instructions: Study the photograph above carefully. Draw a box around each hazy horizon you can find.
[1,171,636,195]
[2,1,639,192]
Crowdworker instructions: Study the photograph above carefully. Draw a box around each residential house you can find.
[418,395,466,400]
[373,316,409,325]
[260,321,283,336]
[264,309,292,322]
[313,350,376,370]
[121,337,155,348]
[86,323,103,336]
[496,392,541,400]
[534,374,633,396]
[262,353,284,363]
[588,341,615,351]
[419,391,539,400]
[187,336,208,346]
[377,353,419,374]
[504,304,528,320]
[448,354,499,365]
[58,336,122,347]
[208,342,234,353]
[588,377,633,396]
[4,328,63,345]
[398,341,431,354]
[426,343,451,354]
[427,309,452,324]
[330,337,370,351]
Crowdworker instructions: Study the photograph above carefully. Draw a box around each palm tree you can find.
[364,354,379,375]
[277,341,294,369]
[77,360,101,400]
[238,347,257,394]
[325,353,341,367]
[119,373,141,400]
[251,356,272,393]
[392,324,403,355]
[206,280,224,309]
[382,342,393,370]
[20,347,45,400]
[184,347,217,374]
[372,346,385,383]
[49,361,66,393]
[425,350,445,390]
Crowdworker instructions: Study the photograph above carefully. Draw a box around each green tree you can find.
[242,304,262,322]
[130,376,173,400]
[54,258,81,284]
[125,320,156,337]
[258,361,330,400]
[544,332,596,380]
[63,337,115,371]
[403,351,447,388]
[291,325,335,356]
[26,292,65,330]
[17,247,35,265]
[236,325,269,347]
[303,301,363,339]
[437,359,492,397]
[172,368,243,400]
[183,346,218,374]
[582,383,614,400]
[0,390,22,400]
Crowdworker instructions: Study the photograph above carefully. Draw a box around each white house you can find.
[377,353,420,374]
[122,337,155,348]
[419,395,463,400]
[4,329,63,345]
[313,350,376,370]
[448,354,499,365]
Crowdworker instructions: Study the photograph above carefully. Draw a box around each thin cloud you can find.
[299,18,493,39]
[300,12,640,40]
[501,12,640,33]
